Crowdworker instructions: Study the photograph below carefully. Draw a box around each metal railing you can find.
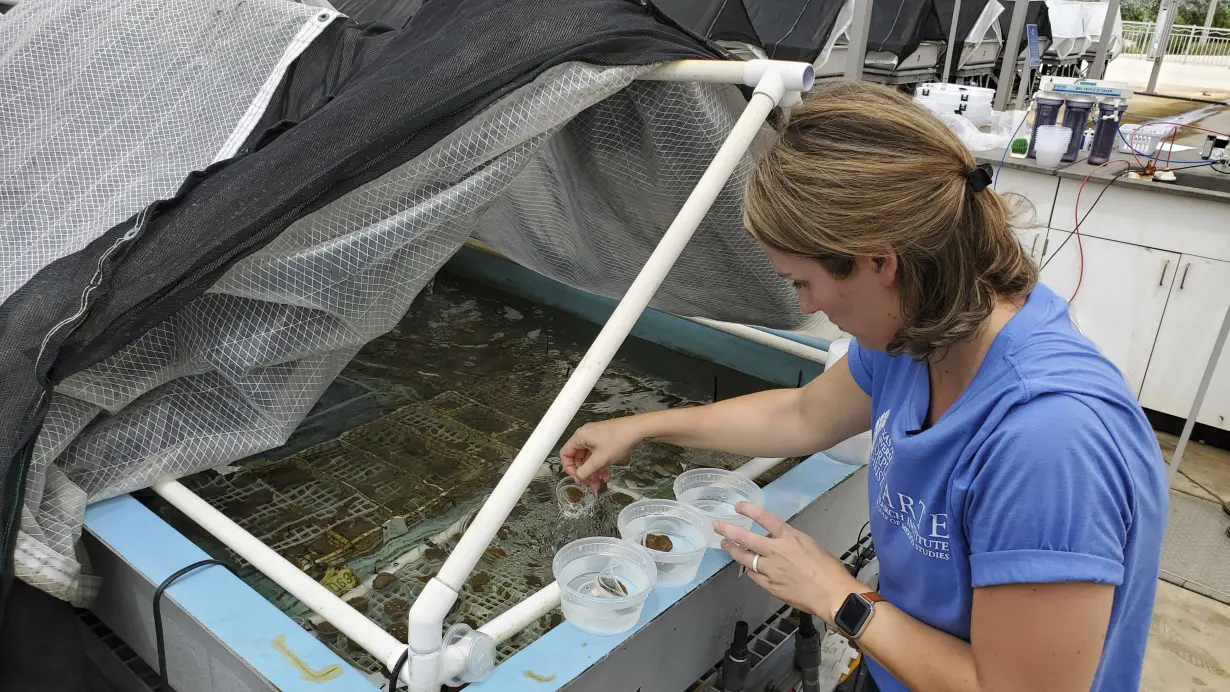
[1121,20,1230,66]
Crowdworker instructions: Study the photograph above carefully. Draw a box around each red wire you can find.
[1144,121,1229,170]
[1066,123,1226,304]
[1069,160,1133,304]
[1166,125,1175,170]
[1137,121,1230,137]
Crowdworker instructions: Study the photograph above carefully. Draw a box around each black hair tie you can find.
[965,163,994,193]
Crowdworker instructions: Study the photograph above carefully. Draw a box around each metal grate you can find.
[78,609,164,692]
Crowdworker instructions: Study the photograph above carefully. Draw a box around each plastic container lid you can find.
[1034,125,1073,146]
[441,624,495,685]
[674,468,764,548]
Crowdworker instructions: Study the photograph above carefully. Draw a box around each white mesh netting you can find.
[2,0,340,601]
[6,3,803,603]
[0,0,337,306]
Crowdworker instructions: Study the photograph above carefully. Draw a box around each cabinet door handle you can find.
[1030,234,1039,257]
[1159,260,1170,286]
[1041,237,1049,258]
[1180,263,1190,290]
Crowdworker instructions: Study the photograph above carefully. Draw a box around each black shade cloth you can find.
[330,0,426,30]
[0,580,91,692]
[867,0,944,58]
[652,0,847,63]
[934,0,992,45]
[998,0,1052,55]
[0,0,715,621]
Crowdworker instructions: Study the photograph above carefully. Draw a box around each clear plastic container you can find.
[1027,91,1065,158]
[617,499,710,587]
[552,537,657,635]
[673,468,764,549]
[1033,125,1072,169]
[556,476,597,518]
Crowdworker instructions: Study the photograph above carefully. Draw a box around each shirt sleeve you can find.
[964,393,1132,589]
[844,338,874,396]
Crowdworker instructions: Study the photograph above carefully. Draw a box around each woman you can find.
[559,82,1167,692]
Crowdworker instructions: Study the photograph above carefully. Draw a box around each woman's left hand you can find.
[716,502,865,625]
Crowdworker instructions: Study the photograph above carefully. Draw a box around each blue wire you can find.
[993,104,1030,190]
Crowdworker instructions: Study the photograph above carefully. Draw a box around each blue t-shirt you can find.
[845,283,1168,692]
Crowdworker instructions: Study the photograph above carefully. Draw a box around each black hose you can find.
[796,611,822,692]
[153,559,230,690]
[387,648,409,691]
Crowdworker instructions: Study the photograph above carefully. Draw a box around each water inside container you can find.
[558,556,653,634]
[629,517,706,555]
[690,498,738,517]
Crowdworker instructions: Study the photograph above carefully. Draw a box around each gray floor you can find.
[1161,490,1230,606]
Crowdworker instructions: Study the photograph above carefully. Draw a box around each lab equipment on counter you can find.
[1028,91,1065,159]
[1060,94,1096,163]
[1088,97,1128,166]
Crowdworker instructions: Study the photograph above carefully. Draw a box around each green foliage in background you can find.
[1120,0,1229,28]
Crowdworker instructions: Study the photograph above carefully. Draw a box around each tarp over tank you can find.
[0,0,803,621]
[652,0,849,63]
[868,0,1001,59]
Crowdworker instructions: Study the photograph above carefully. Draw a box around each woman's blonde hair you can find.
[744,81,1037,361]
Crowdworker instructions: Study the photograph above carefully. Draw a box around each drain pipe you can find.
[720,620,751,691]
[681,316,828,364]
[406,60,814,692]
[795,611,822,692]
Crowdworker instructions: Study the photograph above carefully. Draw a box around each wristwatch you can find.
[833,591,884,640]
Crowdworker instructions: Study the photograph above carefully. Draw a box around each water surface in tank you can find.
[144,270,799,673]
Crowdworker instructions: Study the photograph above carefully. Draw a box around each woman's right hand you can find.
[559,417,647,489]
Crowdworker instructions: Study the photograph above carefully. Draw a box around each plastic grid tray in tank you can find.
[427,391,527,437]
[159,295,799,674]
[181,465,362,547]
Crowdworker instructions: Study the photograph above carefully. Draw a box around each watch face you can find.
[835,593,873,636]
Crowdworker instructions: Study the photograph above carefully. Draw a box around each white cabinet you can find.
[1039,232,1180,396]
[1050,178,1230,262]
[995,167,1059,226]
[997,168,1058,265]
[1015,228,1047,264]
[1139,256,1230,429]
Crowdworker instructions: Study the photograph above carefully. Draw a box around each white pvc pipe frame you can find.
[151,58,818,691]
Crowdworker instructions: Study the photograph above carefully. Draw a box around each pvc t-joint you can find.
[743,59,815,96]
